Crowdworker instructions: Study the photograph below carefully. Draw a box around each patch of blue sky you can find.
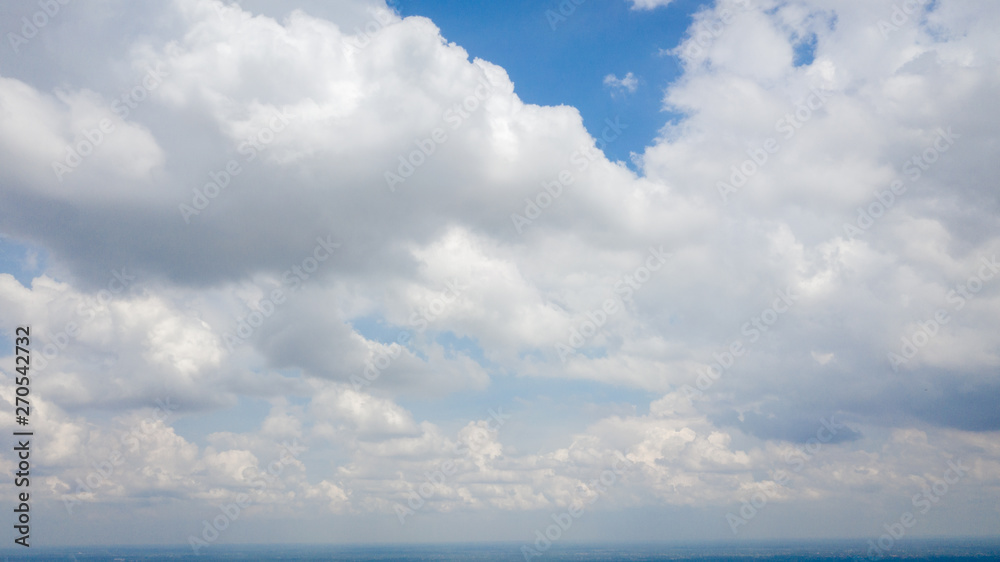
[348,313,413,346]
[0,237,48,361]
[348,315,654,428]
[793,33,817,67]
[349,313,429,362]
[0,235,46,287]
[171,393,350,481]
[434,330,489,364]
[332,315,657,455]
[397,359,658,447]
[171,395,272,445]
[391,0,715,170]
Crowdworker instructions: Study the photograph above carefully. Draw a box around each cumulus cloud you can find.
[0,0,998,544]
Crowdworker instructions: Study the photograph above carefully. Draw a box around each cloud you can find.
[603,72,640,96]
[0,0,999,543]
[628,0,676,10]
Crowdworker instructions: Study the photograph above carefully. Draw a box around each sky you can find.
[0,0,998,552]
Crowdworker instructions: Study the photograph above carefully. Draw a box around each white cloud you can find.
[628,0,676,10]
[0,0,998,543]
[603,72,639,96]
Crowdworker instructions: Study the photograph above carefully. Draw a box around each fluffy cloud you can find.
[0,0,998,544]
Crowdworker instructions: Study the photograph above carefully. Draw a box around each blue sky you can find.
[0,236,45,287]
[392,0,705,168]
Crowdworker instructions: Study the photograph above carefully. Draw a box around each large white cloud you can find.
[0,0,998,544]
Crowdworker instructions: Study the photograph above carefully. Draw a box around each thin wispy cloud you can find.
[603,71,640,97]
[629,0,677,10]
